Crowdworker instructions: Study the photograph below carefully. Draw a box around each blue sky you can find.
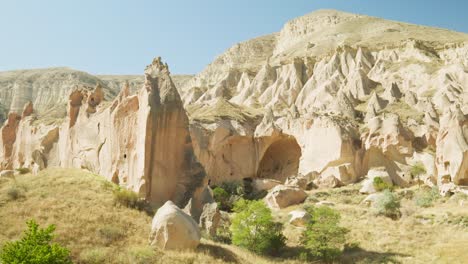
[0,0,466,75]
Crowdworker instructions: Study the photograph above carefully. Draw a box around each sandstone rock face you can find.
[199,202,221,236]
[0,58,206,209]
[1,9,468,197]
[179,9,468,193]
[264,185,307,209]
[149,201,201,250]
[252,178,282,192]
[435,108,468,190]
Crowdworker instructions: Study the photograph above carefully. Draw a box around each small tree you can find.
[301,206,349,262]
[0,219,72,264]
[230,199,285,255]
[410,162,426,187]
[373,189,401,219]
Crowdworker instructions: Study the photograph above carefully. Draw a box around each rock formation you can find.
[1,9,468,200]
[0,57,206,209]
[149,201,201,250]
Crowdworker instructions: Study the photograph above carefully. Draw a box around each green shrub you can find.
[220,181,244,196]
[230,199,285,255]
[112,187,152,214]
[15,167,31,174]
[0,219,71,264]
[7,185,24,200]
[212,186,231,211]
[79,248,110,264]
[373,189,401,219]
[410,162,427,184]
[98,225,125,245]
[300,206,349,262]
[126,246,158,264]
[414,186,440,207]
[373,177,393,192]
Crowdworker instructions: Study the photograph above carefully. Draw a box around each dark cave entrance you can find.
[257,137,301,182]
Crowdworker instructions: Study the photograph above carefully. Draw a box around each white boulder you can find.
[149,201,201,250]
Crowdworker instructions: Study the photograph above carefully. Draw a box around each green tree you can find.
[410,162,426,187]
[230,199,285,255]
[0,219,71,264]
[301,206,349,262]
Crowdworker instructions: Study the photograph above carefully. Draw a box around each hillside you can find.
[1,169,467,263]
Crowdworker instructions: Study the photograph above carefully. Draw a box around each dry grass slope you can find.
[0,168,302,264]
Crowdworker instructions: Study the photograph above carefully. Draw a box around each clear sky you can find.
[0,0,466,75]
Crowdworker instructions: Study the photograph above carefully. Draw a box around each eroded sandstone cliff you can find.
[0,58,206,209]
[1,9,467,198]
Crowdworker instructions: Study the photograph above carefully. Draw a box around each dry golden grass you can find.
[276,184,468,264]
[1,169,467,263]
[0,168,302,264]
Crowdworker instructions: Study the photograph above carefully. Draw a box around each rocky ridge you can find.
[0,9,467,208]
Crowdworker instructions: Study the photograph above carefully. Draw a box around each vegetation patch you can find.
[0,219,72,264]
[230,199,285,255]
[300,206,349,262]
[373,189,401,219]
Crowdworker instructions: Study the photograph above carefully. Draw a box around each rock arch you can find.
[257,136,301,181]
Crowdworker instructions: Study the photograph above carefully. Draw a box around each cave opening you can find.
[257,136,301,182]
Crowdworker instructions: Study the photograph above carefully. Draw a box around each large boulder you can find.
[359,168,393,194]
[288,209,310,227]
[0,170,14,179]
[264,185,307,209]
[252,178,282,192]
[149,201,201,250]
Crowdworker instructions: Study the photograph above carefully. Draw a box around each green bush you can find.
[212,186,231,211]
[98,225,125,245]
[15,167,31,174]
[126,246,158,264]
[300,206,349,262]
[0,219,71,264]
[414,186,440,207]
[7,185,24,200]
[230,199,285,255]
[373,177,393,192]
[410,162,427,184]
[112,187,151,213]
[220,181,244,196]
[373,189,401,219]
[79,248,110,264]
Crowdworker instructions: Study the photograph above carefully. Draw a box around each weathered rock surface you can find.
[264,185,307,209]
[0,58,206,209]
[199,202,221,236]
[1,9,468,197]
[288,209,310,227]
[149,201,201,250]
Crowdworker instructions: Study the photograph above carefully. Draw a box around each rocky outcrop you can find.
[0,58,206,209]
[435,108,468,188]
[1,9,468,197]
[149,201,201,250]
[288,209,310,227]
[264,185,307,209]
